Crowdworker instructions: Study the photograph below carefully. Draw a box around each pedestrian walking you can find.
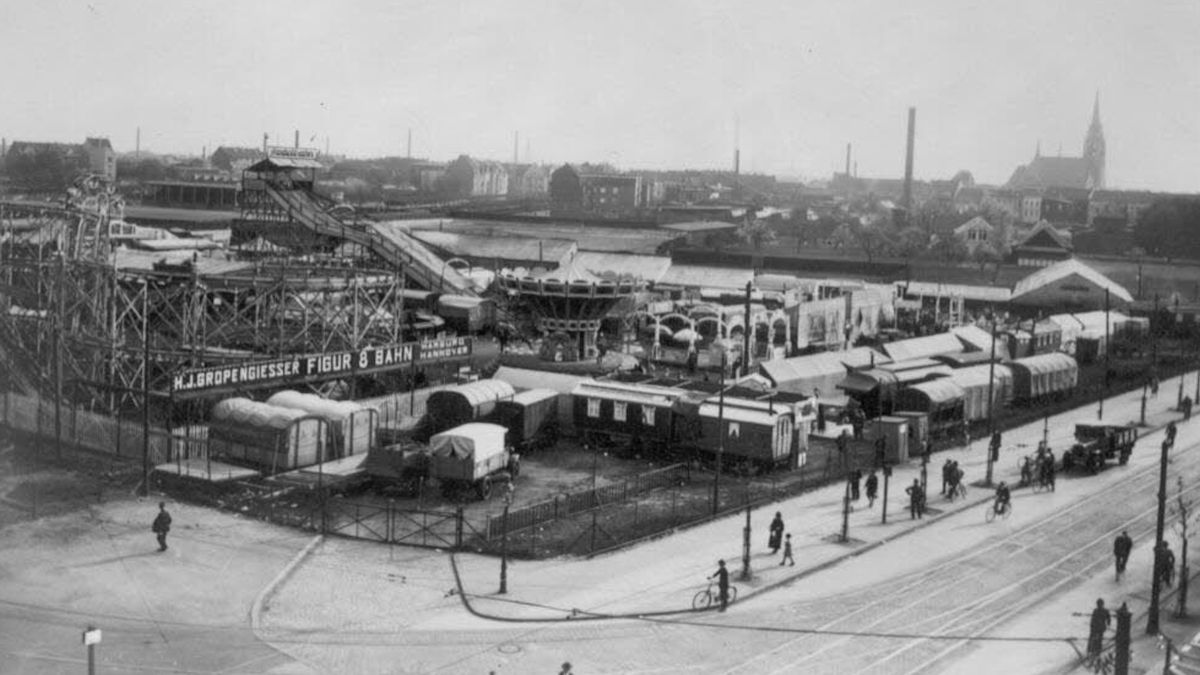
[1163,542,1177,587]
[152,501,172,552]
[865,470,879,508]
[1045,450,1057,491]
[1087,599,1111,659]
[941,459,952,495]
[1184,395,1194,420]
[836,430,850,472]
[780,533,795,567]
[989,431,1002,463]
[1151,374,1160,397]
[768,512,784,554]
[1113,530,1132,580]
[710,560,730,612]
[906,479,924,520]
[850,469,863,501]
[1167,421,1178,448]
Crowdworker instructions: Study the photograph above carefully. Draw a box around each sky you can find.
[2,0,1198,191]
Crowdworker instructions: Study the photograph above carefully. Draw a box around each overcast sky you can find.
[3,0,1197,191]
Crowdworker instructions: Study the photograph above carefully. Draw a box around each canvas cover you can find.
[429,423,508,462]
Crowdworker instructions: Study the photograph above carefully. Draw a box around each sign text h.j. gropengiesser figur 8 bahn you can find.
[170,337,471,396]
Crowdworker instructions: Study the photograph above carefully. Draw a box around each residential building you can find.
[210,146,263,175]
[83,137,116,181]
[442,155,508,197]
[1013,220,1073,267]
[507,164,550,198]
[581,174,641,212]
[953,216,996,253]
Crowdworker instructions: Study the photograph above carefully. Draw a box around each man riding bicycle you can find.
[994,481,1011,515]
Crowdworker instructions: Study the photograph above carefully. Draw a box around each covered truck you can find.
[425,379,515,435]
[428,423,519,499]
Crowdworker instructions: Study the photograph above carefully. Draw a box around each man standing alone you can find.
[152,502,172,552]
[1113,531,1132,580]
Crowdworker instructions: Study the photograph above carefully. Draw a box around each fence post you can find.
[455,506,464,548]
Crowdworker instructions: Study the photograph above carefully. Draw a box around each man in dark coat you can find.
[906,479,924,519]
[850,469,863,501]
[152,502,172,552]
[710,560,730,611]
[1162,542,1177,587]
[1113,531,1133,580]
[768,512,784,553]
[1087,599,1111,658]
[941,459,953,495]
[865,470,879,508]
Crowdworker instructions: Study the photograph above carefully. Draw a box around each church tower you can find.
[1083,92,1106,189]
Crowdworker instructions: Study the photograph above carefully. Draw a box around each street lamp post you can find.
[1148,437,1171,635]
[985,306,998,486]
[499,493,511,594]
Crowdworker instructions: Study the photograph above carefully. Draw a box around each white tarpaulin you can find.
[429,423,508,462]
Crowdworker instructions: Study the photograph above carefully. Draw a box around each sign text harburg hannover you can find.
[171,337,471,396]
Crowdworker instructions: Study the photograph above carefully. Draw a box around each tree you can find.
[928,234,969,266]
[971,240,1002,274]
[1173,475,1194,618]
[1135,198,1200,260]
[851,221,890,262]
[737,219,778,251]
[893,226,929,262]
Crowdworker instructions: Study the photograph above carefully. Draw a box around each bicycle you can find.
[985,500,1013,523]
[946,481,967,502]
[693,580,738,610]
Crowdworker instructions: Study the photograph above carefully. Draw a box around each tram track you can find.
[717,428,1195,675]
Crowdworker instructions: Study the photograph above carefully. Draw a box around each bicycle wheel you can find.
[692,589,713,611]
[985,505,997,523]
[728,586,739,605]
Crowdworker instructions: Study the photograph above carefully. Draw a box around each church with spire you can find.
[1007,95,1106,190]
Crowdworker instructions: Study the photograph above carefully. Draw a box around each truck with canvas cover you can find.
[428,423,518,499]
[1061,421,1137,474]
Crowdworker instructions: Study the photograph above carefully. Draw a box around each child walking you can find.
[780,533,795,566]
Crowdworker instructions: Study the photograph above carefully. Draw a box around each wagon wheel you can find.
[477,475,492,500]
[1086,454,1100,475]
[508,456,522,478]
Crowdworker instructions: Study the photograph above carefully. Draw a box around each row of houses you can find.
[2,137,117,187]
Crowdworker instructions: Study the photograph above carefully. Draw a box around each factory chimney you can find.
[407,129,412,158]
[294,129,300,149]
[263,133,269,153]
[136,127,141,161]
[902,107,916,211]
[845,143,851,176]
[733,116,741,175]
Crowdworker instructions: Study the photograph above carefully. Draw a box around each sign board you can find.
[82,628,102,646]
[266,146,319,161]
[171,337,472,396]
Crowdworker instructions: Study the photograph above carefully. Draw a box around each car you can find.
[1061,421,1137,474]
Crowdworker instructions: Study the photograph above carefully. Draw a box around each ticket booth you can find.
[892,411,929,452]
[864,416,909,464]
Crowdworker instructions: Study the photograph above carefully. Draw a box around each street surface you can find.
[1,374,1198,674]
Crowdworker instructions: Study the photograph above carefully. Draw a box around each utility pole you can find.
[1100,287,1110,420]
[712,352,727,516]
[499,493,510,594]
[82,625,100,675]
[881,463,891,524]
[985,305,998,486]
[742,281,752,378]
[141,278,151,496]
[840,471,851,542]
[740,498,752,581]
[1148,437,1170,634]
[1141,382,1148,426]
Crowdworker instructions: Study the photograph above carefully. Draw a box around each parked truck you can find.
[1061,421,1137,474]
[428,423,520,500]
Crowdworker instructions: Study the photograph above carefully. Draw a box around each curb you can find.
[250,534,324,631]
[449,412,1188,624]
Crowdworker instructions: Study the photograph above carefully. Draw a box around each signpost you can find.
[82,626,101,675]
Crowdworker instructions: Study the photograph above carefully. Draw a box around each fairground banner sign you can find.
[266,146,320,161]
[171,337,471,397]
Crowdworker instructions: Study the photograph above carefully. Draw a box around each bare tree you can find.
[1173,475,1194,618]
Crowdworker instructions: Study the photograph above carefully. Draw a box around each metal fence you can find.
[1,390,174,462]
[484,462,691,540]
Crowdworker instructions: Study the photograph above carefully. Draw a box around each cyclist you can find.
[994,481,1011,516]
[710,559,730,611]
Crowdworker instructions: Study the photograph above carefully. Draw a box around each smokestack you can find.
[845,143,851,176]
[263,133,269,153]
[136,127,141,161]
[294,129,300,149]
[903,107,916,210]
[514,131,519,163]
[733,115,741,175]
[407,129,412,158]
[734,149,740,176]
[854,161,858,178]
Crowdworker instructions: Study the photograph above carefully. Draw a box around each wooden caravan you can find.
[266,390,376,457]
[208,397,327,473]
